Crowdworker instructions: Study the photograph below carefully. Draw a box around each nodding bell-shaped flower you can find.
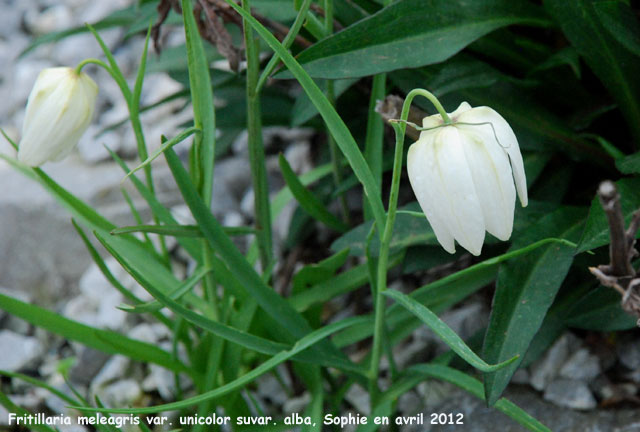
[18,67,98,167]
[406,102,528,256]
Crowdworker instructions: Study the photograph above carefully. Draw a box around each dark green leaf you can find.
[616,151,640,174]
[566,286,638,331]
[483,206,585,405]
[288,0,549,79]
[384,290,519,372]
[593,1,640,57]
[279,154,349,232]
[545,0,640,142]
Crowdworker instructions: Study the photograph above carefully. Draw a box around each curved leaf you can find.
[288,0,549,79]
[545,0,640,142]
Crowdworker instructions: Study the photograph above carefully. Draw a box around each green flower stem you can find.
[76,56,168,262]
[368,88,451,405]
[368,121,405,403]
[243,0,273,270]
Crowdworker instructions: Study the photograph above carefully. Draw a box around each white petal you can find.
[457,106,528,207]
[450,101,472,119]
[412,126,486,255]
[457,126,516,240]
[407,133,456,253]
[18,68,97,167]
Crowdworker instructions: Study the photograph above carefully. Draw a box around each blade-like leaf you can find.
[407,364,551,432]
[545,0,640,142]
[483,206,585,405]
[286,0,549,79]
[71,317,364,414]
[0,293,191,376]
[566,286,638,331]
[383,289,519,372]
[221,0,386,231]
[279,154,348,232]
[163,147,353,370]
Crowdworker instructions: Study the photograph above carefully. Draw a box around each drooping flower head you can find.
[407,102,528,256]
[18,67,98,167]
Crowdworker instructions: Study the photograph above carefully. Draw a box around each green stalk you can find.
[323,0,349,223]
[243,0,273,270]
[368,88,450,405]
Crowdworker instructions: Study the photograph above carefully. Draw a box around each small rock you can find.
[128,323,160,344]
[255,374,288,406]
[559,348,601,381]
[240,188,255,219]
[94,379,142,407]
[24,5,73,35]
[530,333,577,391]
[283,141,313,174]
[617,339,640,370]
[0,403,9,426]
[142,364,183,401]
[92,355,130,390]
[511,368,530,385]
[418,380,455,409]
[344,385,370,416]
[543,379,597,410]
[0,330,44,371]
[63,262,127,330]
[77,125,122,164]
[222,211,245,228]
[69,348,111,386]
[398,391,422,415]
[283,393,311,415]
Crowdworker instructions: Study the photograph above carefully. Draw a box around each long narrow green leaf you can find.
[164,148,325,342]
[408,364,551,432]
[72,317,363,414]
[0,391,58,432]
[123,126,200,181]
[278,154,348,232]
[222,0,386,231]
[0,370,80,406]
[118,266,212,314]
[182,0,216,200]
[111,224,256,238]
[383,290,518,372]
[545,0,640,142]
[0,293,190,376]
[96,208,362,374]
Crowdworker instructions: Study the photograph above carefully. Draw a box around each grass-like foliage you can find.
[2,0,640,431]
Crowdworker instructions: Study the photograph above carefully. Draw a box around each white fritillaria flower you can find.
[407,102,528,256]
[18,67,98,167]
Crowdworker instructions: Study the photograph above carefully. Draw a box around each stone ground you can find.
[0,1,639,431]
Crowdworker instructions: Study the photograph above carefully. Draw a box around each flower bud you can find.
[406,102,528,256]
[18,67,98,167]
